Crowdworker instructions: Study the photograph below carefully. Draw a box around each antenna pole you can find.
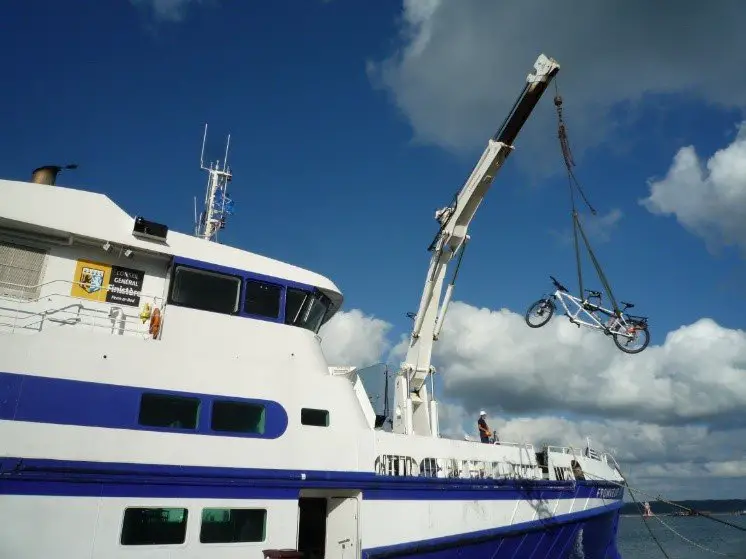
[200,123,208,169]
[194,123,234,243]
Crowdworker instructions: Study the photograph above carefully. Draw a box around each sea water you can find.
[618,515,746,558]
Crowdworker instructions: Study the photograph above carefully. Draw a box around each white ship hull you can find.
[0,154,624,558]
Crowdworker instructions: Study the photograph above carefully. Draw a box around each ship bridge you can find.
[0,176,343,339]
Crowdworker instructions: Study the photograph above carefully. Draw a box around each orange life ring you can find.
[149,307,161,339]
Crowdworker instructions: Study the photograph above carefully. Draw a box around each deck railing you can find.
[374,440,546,481]
[0,279,165,339]
[374,441,621,483]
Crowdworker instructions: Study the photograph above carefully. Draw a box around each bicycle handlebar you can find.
[549,275,568,292]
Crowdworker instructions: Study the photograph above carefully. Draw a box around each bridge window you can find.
[285,287,310,325]
[200,508,266,543]
[243,279,282,319]
[120,507,188,546]
[170,265,241,314]
[301,408,329,427]
[285,289,331,333]
[138,393,200,430]
[0,241,47,301]
[211,400,266,434]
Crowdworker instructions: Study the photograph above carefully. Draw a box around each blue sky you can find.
[3,1,742,337]
[3,0,746,498]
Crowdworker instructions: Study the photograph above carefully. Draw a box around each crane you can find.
[392,53,560,438]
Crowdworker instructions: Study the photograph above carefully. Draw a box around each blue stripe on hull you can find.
[362,503,623,559]
[0,456,625,502]
[0,371,289,439]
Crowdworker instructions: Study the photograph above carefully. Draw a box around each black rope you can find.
[585,468,746,535]
[623,478,672,559]
[571,211,584,298]
[554,80,596,216]
[450,239,468,285]
[554,82,621,310]
[574,213,620,314]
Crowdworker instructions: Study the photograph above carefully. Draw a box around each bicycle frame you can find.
[551,290,632,337]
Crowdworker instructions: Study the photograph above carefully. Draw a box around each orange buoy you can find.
[149,307,162,339]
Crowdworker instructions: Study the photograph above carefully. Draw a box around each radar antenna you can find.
[194,123,234,242]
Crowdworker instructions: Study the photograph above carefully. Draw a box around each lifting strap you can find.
[553,83,621,314]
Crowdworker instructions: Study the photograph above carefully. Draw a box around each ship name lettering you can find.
[596,487,622,499]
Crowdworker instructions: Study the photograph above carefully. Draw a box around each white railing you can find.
[375,454,543,481]
[0,279,165,340]
[547,444,607,463]
[374,440,545,481]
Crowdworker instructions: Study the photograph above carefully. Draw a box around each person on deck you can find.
[478,411,492,443]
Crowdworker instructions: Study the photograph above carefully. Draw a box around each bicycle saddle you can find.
[586,290,601,298]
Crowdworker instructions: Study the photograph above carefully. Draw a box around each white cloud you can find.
[437,405,746,497]
[319,308,392,367]
[368,0,746,173]
[550,208,623,245]
[129,0,205,22]
[641,122,746,252]
[323,302,746,496]
[433,301,746,426]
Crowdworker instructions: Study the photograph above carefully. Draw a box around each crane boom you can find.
[393,54,560,438]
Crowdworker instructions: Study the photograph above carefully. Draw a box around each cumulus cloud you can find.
[319,308,392,367]
[433,301,746,427]
[324,302,746,495]
[368,0,746,174]
[129,0,206,22]
[550,208,623,245]
[438,405,746,496]
[641,122,746,252]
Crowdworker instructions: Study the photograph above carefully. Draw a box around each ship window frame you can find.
[138,392,200,431]
[199,507,267,544]
[168,264,242,315]
[284,287,310,325]
[210,399,266,435]
[242,278,283,320]
[286,289,332,334]
[301,408,329,427]
[120,507,189,546]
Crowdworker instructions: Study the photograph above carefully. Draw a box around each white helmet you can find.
[479,410,486,416]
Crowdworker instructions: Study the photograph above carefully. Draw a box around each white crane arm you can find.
[393,54,560,437]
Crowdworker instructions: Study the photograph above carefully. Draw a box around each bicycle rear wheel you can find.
[525,298,555,328]
[613,325,650,354]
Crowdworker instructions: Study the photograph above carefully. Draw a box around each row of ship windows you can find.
[139,392,329,433]
[121,507,265,546]
[168,263,333,333]
[0,241,334,333]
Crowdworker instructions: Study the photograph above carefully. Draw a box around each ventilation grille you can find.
[0,241,48,300]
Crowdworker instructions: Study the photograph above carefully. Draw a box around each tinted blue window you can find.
[138,393,199,430]
[170,265,241,314]
[211,400,266,434]
[243,279,281,319]
[121,507,188,545]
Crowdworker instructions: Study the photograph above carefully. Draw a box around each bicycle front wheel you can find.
[525,299,555,328]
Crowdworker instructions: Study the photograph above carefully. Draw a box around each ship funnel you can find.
[31,164,78,186]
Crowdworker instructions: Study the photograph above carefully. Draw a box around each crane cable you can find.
[553,81,621,314]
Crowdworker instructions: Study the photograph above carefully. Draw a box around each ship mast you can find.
[194,123,234,242]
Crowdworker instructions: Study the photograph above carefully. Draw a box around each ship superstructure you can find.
[0,54,625,559]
